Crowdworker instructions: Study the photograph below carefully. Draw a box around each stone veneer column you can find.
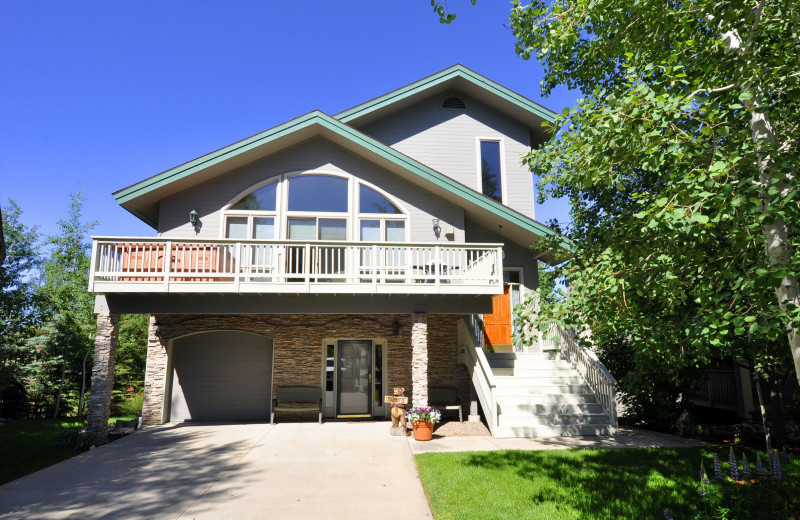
[411,312,428,408]
[142,315,169,426]
[86,313,120,444]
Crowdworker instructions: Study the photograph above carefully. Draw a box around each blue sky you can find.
[1,1,574,239]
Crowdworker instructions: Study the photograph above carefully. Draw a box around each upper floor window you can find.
[480,140,503,203]
[288,175,348,212]
[223,173,407,242]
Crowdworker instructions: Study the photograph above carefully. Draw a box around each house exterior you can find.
[86,65,616,440]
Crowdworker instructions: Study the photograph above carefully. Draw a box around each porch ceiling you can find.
[95,293,493,315]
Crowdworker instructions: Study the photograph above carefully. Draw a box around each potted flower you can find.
[406,406,441,441]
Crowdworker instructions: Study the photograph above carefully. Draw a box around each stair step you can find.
[498,413,610,427]
[488,360,573,369]
[496,401,605,415]
[496,393,599,405]
[495,384,593,395]
[491,367,576,377]
[493,423,616,438]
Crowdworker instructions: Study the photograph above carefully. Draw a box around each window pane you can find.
[480,141,502,202]
[225,217,248,239]
[231,182,277,211]
[360,220,380,242]
[359,184,401,214]
[252,217,274,239]
[288,218,316,240]
[319,219,346,240]
[385,221,406,242]
[288,175,348,212]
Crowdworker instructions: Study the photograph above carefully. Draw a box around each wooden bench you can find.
[429,387,463,423]
[271,385,323,424]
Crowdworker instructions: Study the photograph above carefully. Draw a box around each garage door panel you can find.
[170,331,273,422]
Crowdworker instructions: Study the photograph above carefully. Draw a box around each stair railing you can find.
[460,315,499,436]
[548,324,619,433]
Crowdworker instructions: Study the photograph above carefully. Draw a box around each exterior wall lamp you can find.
[432,218,441,237]
[189,209,199,231]
[392,320,401,336]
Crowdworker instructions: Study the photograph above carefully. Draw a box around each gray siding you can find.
[158,137,466,243]
[359,91,536,219]
[465,219,539,295]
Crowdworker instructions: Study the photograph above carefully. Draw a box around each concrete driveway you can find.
[0,422,432,520]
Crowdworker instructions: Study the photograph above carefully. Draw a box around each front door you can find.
[336,340,372,418]
[484,284,512,351]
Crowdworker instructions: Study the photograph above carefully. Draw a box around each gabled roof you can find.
[114,110,569,252]
[335,64,557,132]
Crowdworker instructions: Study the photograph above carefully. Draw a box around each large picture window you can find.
[222,173,407,243]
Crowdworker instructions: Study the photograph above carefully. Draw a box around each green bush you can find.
[115,392,143,418]
[51,427,98,452]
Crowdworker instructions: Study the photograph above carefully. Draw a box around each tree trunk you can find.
[53,356,66,419]
[768,377,786,450]
[722,21,800,386]
[77,349,90,421]
[755,379,772,454]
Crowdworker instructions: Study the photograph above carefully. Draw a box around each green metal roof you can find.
[335,64,557,126]
[114,110,569,251]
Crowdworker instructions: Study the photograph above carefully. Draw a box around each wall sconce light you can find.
[391,320,401,336]
[153,320,162,339]
[189,209,199,230]
[432,218,441,236]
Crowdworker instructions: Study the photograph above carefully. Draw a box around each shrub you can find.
[115,392,143,418]
[51,428,99,452]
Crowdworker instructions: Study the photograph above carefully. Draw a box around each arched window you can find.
[222,173,407,242]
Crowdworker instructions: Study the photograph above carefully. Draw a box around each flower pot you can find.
[412,420,434,441]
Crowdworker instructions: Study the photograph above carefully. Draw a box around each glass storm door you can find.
[336,340,372,417]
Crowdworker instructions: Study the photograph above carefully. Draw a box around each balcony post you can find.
[86,312,120,444]
[411,312,428,408]
[163,241,172,290]
[88,240,98,291]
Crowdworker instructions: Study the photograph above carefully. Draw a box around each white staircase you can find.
[486,351,616,438]
[459,316,618,438]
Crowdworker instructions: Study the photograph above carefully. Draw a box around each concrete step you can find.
[493,423,616,438]
[493,374,585,385]
[488,359,573,370]
[496,401,605,415]
[496,393,600,405]
[486,352,565,362]
[494,383,593,396]
[491,367,576,377]
[498,413,610,427]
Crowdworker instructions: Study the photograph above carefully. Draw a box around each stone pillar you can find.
[86,313,120,444]
[411,312,428,408]
[142,315,169,426]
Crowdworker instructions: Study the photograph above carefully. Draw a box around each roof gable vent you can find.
[441,96,466,110]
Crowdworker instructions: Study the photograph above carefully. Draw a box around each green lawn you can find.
[0,417,135,486]
[415,447,799,520]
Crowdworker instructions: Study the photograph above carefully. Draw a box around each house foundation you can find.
[138,313,467,425]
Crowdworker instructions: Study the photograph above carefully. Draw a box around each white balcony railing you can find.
[89,237,503,295]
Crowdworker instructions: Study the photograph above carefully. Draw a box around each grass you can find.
[0,416,135,486]
[415,446,800,520]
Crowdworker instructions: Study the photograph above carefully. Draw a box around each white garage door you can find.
[169,331,273,422]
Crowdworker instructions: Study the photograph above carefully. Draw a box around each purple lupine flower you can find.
[782,446,790,464]
[700,461,710,484]
[755,455,765,477]
[713,453,723,479]
[664,508,674,520]
[772,454,782,482]
[741,453,751,480]
[729,447,739,481]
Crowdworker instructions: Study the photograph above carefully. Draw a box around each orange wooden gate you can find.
[483,284,512,350]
